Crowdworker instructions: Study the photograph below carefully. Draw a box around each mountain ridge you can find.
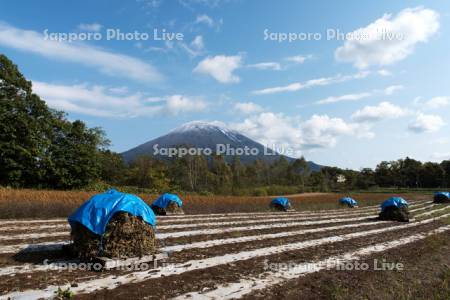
[121,121,322,171]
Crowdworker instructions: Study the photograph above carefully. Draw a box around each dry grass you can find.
[0,188,431,219]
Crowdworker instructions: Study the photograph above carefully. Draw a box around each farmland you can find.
[0,188,433,218]
[0,192,449,299]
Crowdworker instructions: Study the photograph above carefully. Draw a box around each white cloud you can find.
[316,92,372,105]
[315,85,403,105]
[246,62,281,71]
[233,102,263,114]
[195,14,214,27]
[109,86,129,94]
[433,137,449,145]
[384,85,404,95]
[77,23,103,32]
[423,96,450,109]
[194,55,242,83]
[335,7,439,69]
[301,115,374,148]
[180,35,205,57]
[245,55,311,72]
[139,0,162,8]
[252,71,369,95]
[352,101,408,122]
[285,54,312,64]
[378,69,392,76]
[33,81,207,118]
[0,23,162,82]
[165,94,208,115]
[230,112,304,153]
[191,35,204,50]
[189,14,223,31]
[179,0,224,8]
[408,113,445,133]
[430,152,450,161]
[229,112,372,153]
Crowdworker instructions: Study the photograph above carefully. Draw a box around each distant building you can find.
[336,174,346,183]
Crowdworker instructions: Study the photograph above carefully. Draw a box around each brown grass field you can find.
[0,188,430,219]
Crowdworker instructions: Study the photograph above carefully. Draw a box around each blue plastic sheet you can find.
[381,197,409,212]
[68,189,156,236]
[271,197,291,209]
[152,193,183,209]
[339,197,357,207]
[434,191,450,200]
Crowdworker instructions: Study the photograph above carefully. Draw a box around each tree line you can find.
[0,54,108,188]
[1,54,450,194]
[103,154,450,195]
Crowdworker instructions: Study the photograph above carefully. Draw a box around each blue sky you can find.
[1,0,449,169]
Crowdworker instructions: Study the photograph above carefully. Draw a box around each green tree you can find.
[127,156,170,191]
[0,54,110,189]
[0,55,53,186]
[210,155,232,193]
[98,150,127,185]
[441,160,450,188]
[45,120,108,188]
[286,157,310,188]
[419,162,444,188]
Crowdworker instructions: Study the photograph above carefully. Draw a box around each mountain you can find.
[121,121,322,171]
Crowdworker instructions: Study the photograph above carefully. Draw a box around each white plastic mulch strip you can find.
[156,203,436,239]
[0,259,80,277]
[157,200,429,224]
[415,205,450,217]
[0,214,373,244]
[0,218,66,226]
[0,208,382,233]
[0,232,70,242]
[158,200,427,220]
[1,224,70,233]
[0,200,429,228]
[0,210,377,242]
[157,210,380,230]
[0,218,397,277]
[0,201,432,234]
[173,225,450,300]
[0,204,440,253]
[0,241,69,255]
[0,221,387,277]
[158,203,432,231]
[2,213,447,300]
[1,211,449,279]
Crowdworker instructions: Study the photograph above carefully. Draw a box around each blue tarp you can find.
[339,197,358,207]
[152,193,183,209]
[68,189,156,236]
[434,191,450,200]
[271,197,291,209]
[381,197,409,212]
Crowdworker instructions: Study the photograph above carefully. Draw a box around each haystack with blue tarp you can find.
[379,197,410,222]
[151,193,184,215]
[270,197,293,211]
[339,197,358,208]
[434,192,450,203]
[68,189,157,259]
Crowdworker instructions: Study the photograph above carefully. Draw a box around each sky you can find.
[1,0,449,170]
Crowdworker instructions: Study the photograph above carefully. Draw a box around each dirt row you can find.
[240,229,450,299]
[0,221,396,292]
[76,221,445,299]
